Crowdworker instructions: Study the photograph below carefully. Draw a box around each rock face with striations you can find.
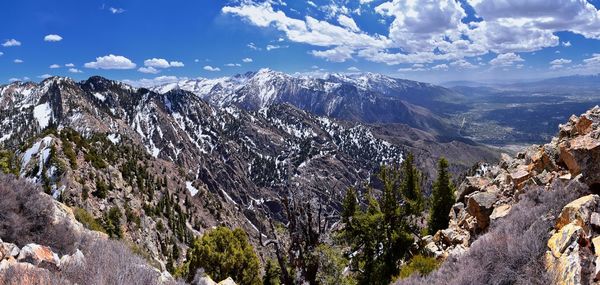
[421,106,600,283]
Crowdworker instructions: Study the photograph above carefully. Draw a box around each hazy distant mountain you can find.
[511,74,600,89]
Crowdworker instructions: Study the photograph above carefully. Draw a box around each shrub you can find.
[186,227,261,285]
[0,174,78,254]
[0,150,19,175]
[60,237,163,285]
[262,259,281,285]
[395,180,585,285]
[93,178,109,199]
[73,207,106,233]
[397,255,439,279]
[103,206,123,239]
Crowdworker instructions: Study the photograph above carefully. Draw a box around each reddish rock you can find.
[575,116,593,135]
[16,244,58,267]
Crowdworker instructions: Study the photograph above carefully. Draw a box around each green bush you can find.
[73,207,106,233]
[103,206,123,239]
[398,255,439,279]
[0,150,19,175]
[186,227,260,285]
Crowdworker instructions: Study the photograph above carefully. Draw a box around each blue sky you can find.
[2,0,600,85]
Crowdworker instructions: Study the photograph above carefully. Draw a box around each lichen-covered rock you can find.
[555,194,600,231]
[548,223,583,259]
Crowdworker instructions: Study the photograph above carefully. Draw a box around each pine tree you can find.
[341,159,424,285]
[427,158,456,235]
[400,153,424,215]
[341,187,357,224]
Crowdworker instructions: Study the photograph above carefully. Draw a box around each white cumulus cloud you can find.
[68,68,83,73]
[49,64,61,69]
[138,67,160,74]
[44,34,63,42]
[311,46,354,62]
[2,39,21,47]
[143,58,184,68]
[337,15,360,32]
[242,57,253,63]
[203,65,221,72]
[109,7,125,14]
[550,58,572,65]
[84,54,136,69]
[222,0,600,68]
[489,53,525,67]
[13,59,23,64]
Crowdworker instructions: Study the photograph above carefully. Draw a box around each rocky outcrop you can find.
[545,194,600,285]
[422,106,600,284]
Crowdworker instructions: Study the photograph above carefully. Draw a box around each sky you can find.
[2,0,600,85]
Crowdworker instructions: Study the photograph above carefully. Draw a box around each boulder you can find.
[456,177,490,203]
[548,223,583,259]
[466,192,497,232]
[58,249,85,268]
[499,153,514,169]
[510,165,531,187]
[575,115,593,135]
[555,194,600,231]
[440,228,470,246]
[0,242,20,260]
[559,135,600,186]
[528,147,557,173]
[16,244,59,267]
[423,242,444,259]
[546,245,582,285]
[490,204,511,221]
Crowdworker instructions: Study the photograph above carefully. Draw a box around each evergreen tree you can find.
[341,187,357,224]
[186,227,261,285]
[341,157,424,285]
[262,259,281,285]
[427,158,456,235]
[400,153,424,215]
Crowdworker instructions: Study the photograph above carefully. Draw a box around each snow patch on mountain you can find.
[33,103,52,129]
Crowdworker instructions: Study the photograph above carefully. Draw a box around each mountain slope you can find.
[0,75,498,275]
[152,69,466,137]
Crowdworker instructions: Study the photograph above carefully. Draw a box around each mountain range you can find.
[0,73,497,268]
[152,69,467,137]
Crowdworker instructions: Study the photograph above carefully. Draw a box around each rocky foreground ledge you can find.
[421,106,600,284]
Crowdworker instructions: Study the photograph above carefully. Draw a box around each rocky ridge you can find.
[422,106,600,284]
